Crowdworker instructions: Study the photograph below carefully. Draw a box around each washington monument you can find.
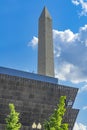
[38,7,54,77]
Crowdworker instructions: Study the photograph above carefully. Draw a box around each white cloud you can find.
[73,122,87,130]
[72,0,87,16]
[83,106,87,110]
[28,36,38,48]
[72,0,80,5]
[79,84,87,92]
[53,29,77,43]
[54,24,87,83]
[80,0,87,16]
[55,62,84,83]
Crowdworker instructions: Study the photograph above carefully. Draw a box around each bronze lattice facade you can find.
[0,67,79,130]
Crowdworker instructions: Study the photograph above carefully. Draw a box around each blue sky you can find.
[0,0,87,130]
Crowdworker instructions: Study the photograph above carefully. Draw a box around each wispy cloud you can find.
[72,0,80,5]
[83,106,87,110]
[73,122,87,130]
[72,0,87,16]
[28,36,38,48]
[29,24,87,83]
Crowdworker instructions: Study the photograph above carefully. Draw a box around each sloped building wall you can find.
[0,73,79,130]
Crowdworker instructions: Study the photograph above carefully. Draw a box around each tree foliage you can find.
[43,96,68,130]
[5,103,21,130]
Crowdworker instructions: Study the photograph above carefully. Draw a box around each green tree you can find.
[43,96,68,130]
[5,103,21,130]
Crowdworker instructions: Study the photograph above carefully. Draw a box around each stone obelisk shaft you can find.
[38,7,54,77]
